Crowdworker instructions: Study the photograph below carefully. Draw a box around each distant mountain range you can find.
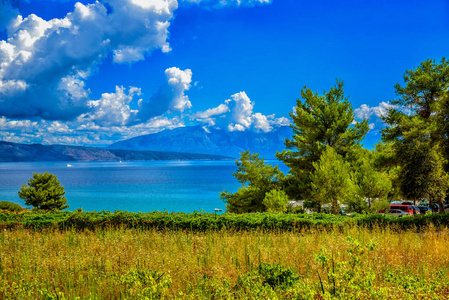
[0,141,230,162]
[0,124,379,162]
[108,125,293,159]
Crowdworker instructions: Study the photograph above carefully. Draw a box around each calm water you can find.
[0,160,285,213]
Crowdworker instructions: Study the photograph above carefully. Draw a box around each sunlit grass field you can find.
[1,225,449,299]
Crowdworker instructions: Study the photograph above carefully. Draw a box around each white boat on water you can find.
[66,164,73,167]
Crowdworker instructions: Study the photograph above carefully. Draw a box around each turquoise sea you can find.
[0,160,285,213]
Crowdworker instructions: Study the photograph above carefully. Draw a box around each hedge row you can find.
[1,210,449,232]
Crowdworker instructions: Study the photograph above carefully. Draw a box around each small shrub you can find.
[263,189,290,212]
[0,201,24,212]
[118,269,171,299]
[258,262,300,288]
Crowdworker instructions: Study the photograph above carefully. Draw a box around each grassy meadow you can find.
[1,222,449,299]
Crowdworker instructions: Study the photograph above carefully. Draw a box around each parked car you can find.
[391,201,413,205]
[390,205,415,215]
[387,209,410,217]
[412,206,421,215]
[419,203,440,212]
[417,206,431,214]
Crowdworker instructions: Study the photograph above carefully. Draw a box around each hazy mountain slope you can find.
[0,141,230,162]
[108,125,292,159]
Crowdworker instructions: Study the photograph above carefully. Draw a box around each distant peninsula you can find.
[0,141,231,162]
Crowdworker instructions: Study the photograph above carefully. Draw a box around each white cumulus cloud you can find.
[82,86,142,127]
[354,101,394,132]
[0,0,177,120]
[136,67,193,123]
[227,91,254,129]
[193,91,288,133]
[354,102,393,120]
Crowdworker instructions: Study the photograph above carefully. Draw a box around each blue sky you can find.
[0,0,448,147]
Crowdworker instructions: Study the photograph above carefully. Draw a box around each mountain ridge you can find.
[108,125,293,159]
[0,141,231,162]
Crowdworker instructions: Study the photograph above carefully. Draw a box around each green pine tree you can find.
[276,79,368,202]
[352,149,392,208]
[18,172,69,211]
[309,147,356,214]
[382,58,449,210]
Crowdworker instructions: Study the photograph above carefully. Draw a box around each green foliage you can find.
[258,263,300,288]
[370,199,390,213]
[436,91,449,171]
[382,58,449,208]
[118,269,171,299]
[18,172,69,211]
[277,79,369,199]
[314,236,377,298]
[262,189,290,212]
[392,57,449,120]
[310,147,356,214]
[397,139,449,206]
[220,151,284,213]
[352,150,392,208]
[0,201,24,212]
[2,210,449,233]
[371,142,403,200]
[382,58,449,145]
[182,236,449,299]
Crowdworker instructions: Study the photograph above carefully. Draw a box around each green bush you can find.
[0,201,24,212]
[0,210,448,232]
[262,189,290,212]
[258,263,300,288]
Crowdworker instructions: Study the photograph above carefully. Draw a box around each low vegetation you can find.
[1,220,449,299]
[0,201,24,213]
[1,210,449,232]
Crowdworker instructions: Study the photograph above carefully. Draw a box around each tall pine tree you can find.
[276,80,369,201]
[382,58,449,210]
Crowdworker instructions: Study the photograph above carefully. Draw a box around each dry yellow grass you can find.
[1,226,449,298]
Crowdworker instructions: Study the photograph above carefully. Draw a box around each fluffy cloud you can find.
[82,86,142,127]
[193,104,230,119]
[193,91,288,133]
[227,91,254,129]
[354,102,393,120]
[353,101,394,133]
[0,0,281,145]
[0,0,177,120]
[75,66,192,127]
[250,112,271,132]
[0,114,185,146]
[136,67,192,123]
[192,104,229,126]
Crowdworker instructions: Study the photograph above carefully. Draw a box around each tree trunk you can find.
[429,198,434,213]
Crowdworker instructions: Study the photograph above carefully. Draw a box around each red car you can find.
[389,205,414,216]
